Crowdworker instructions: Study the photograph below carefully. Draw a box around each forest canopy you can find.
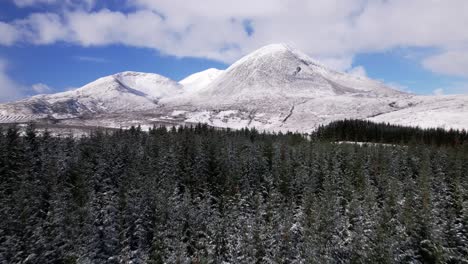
[0,122,467,263]
[314,119,468,147]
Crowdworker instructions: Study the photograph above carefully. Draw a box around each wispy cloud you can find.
[0,59,25,102]
[0,58,57,102]
[0,22,19,45]
[74,56,109,63]
[32,83,53,94]
[347,65,367,78]
[423,50,468,78]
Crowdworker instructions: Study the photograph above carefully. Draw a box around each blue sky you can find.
[1,0,468,102]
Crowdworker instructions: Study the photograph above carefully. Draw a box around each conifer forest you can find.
[0,121,467,263]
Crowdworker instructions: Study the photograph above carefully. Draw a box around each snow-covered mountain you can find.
[0,71,182,122]
[179,68,224,92]
[194,44,402,100]
[0,44,467,132]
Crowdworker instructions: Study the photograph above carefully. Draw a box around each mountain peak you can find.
[113,71,147,76]
[238,43,295,60]
[229,43,324,71]
[190,43,405,101]
[111,71,172,81]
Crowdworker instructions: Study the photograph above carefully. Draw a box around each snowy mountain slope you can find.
[183,94,467,132]
[156,95,417,133]
[0,44,467,132]
[179,68,224,92]
[179,44,404,107]
[0,71,182,122]
[111,71,183,99]
[369,95,468,130]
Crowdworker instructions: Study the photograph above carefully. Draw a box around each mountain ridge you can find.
[0,44,467,132]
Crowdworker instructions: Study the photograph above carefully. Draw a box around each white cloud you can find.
[126,0,468,61]
[347,65,367,78]
[422,50,468,77]
[14,13,69,44]
[0,59,25,103]
[0,22,19,45]
[32,83,52,94]
[1,0,468,72]
[66,10,167,47]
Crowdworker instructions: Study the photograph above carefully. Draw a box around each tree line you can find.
[315,119,468,147]
[0,123,467,263]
